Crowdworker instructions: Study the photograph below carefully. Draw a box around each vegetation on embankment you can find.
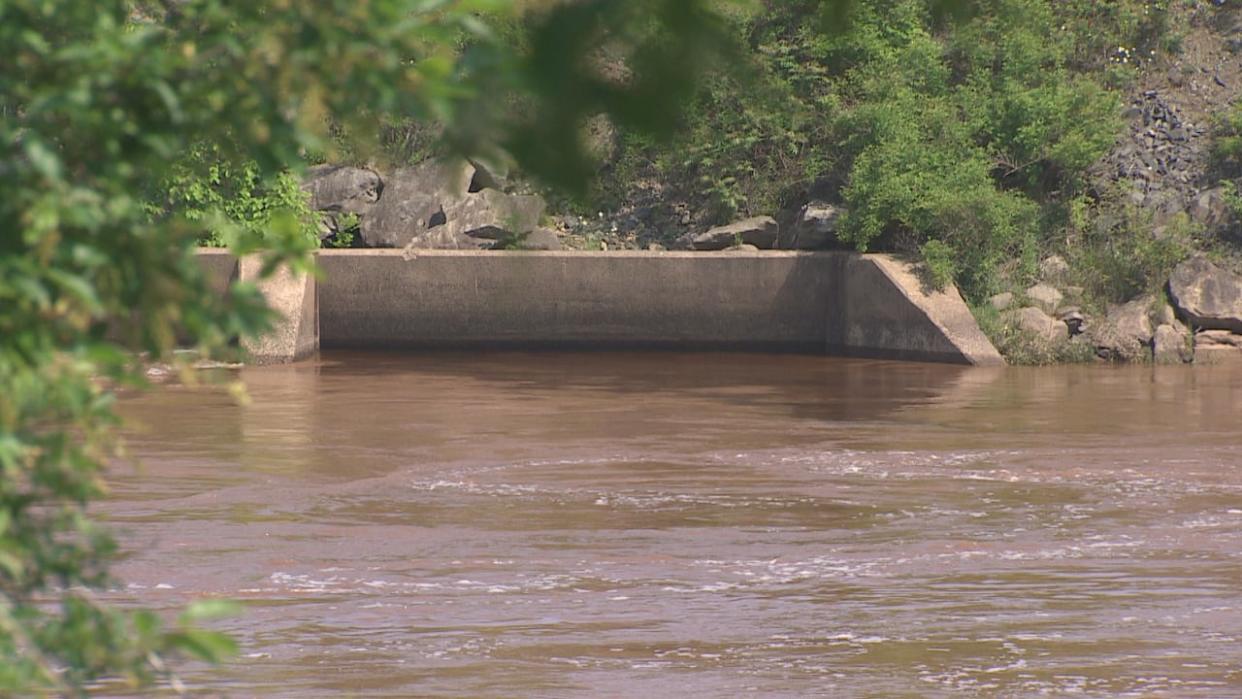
[163,0,1242,363]
[567,0,1242,363]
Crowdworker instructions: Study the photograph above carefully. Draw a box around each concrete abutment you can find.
[197,249,1003,366]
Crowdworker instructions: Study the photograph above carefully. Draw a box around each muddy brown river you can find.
[108,351,1242,697]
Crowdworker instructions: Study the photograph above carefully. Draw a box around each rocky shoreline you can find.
[299,159,1242,366]
[988,254,1242,365]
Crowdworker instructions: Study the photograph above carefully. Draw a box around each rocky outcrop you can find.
[1024,283,1064,315]
[302,165,383,214]
[359,160,475,248]
[1153,323,1192,363]
[691,216,779,250]
[1096,90,1207,221]
[301,159,559,251]
[1168,256,1242,332]
[513,228,562,251]
[1006,306,1065,343]
[442,189,545,243]
[783,203,844,250]
[1093,296,1155,361]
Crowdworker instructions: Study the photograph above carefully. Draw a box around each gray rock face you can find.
[1195,329,1242,347]
[1095,91,1206,220]
[1007,306,1064,342]
[692,216,779,250]
[1093,296,1155,361]
[723,243,760,252]
[1169,256,1242,333]
[360,160,476,248]
[784,203,844,250]
[1187,187,1230,228]
[513,228,562,251]
[443,189,546,242]
[302,165,383,214]
[1153,323,1191,363]
[1024,283,1064,315]
[1194,344,1242,364]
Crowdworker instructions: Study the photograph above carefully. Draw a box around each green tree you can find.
[0,0,739,693]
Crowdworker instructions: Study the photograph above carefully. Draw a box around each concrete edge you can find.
[195,248,1005,366]
[867,255,1005,367]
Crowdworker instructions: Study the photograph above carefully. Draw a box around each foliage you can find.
[0,0,741,694]
[156,148,322,248]
[588,0,1194,301]
[920,239,958,290]
[1211,100,1242,179]
[1064,197,1197,306]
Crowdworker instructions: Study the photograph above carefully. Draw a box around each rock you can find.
[692,216,779,250]
[1154,301,1179,327]
[723,243,760,252]
[1168,256,1242,333]
[443,189,546,241]
[466,155,510,191]
[1006,306,1064,343]
[1039,255,1070,282]
[1195,329,1242,347]
[1194,344,1242,364]
[784,203,844,250]
[1093,296,1155,361]
[360,159,476,248]
[1187,187,1229,228]
[302,165,383,214]
[1153,323,1191,363]
[1024,283,1064,315]
[513,228,562,251]
[989,292,1015,312]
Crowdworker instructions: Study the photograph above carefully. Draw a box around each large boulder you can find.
[1187,187,1230,228]
[1168,256,1242,333]
[509,228,561,251]
[692,216,779,250]
[302,165,383,214]
[443,189,546,242]
[1005,306,1064,342]
[1092,295,1155,361]
[1024,283,1064,315]
[359,160,476,248]
[783,202,844,250]
[1195,329,1242,348]
[1152,323,1191,364]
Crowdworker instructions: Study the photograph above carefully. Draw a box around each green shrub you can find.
[1066,202,1196,306]
[920,239,958,290]
[587,0,1147,302]
[155,148,322,248]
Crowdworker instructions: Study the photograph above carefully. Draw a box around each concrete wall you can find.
[317,250,833,352]
[195,252,319,364]
[313,250,1003,365]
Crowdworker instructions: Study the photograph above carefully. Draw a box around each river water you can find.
[108,351,1242,697]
